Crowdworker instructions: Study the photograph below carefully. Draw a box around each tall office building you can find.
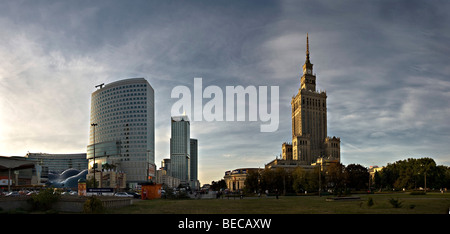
[88,78,155,186]
[189,138,199,189]
[169,115,190,184]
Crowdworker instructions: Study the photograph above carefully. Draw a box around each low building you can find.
[0,156,38,190]
[86,169,126,189]
[265,157,315,171]
[155,159,181,188]
[223,168,261,192]
[265,140,340,172]
[155,169,181,188]
[25,152,88,183]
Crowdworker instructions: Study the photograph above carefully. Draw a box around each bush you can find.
[367,197,374,207]
[28,188,60,211]
[389,197,403,208]
[83,196,105,213]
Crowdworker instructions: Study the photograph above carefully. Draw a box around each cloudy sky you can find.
[0,0,449,184]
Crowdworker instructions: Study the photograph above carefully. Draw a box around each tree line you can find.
[210,157,450,195]
[243,162,371,195]
[373,157,450,191]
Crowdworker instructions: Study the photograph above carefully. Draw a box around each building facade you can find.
[88,78,155,186]
[26,153,87,174]
[170,115,190,184]
[224,168,261,192]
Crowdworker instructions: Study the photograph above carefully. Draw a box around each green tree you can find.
[243,169,260,194]
[83,196,105,213]
[292,167,307,193]
[274,167,292,195]
[373,171,381,190]
[210,179,227,191]
[86,177,99,188]
[259,168,273,192]
[378,157,443,190]
[326,162,346,195]
[292,167,319,193]
[345,164,369,191]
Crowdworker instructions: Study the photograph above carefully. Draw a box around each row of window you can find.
[328,142,339,148]
[93,135,148,144]
[92,110,147,122]
[94,96,148,111]
[92,116,148,128]
[292,96,326,109]
[93,114,148,125]
[95,84,147,101]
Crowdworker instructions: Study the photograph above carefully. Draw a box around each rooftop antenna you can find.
[95,83,105,89]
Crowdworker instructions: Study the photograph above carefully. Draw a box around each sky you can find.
[0,0,449,184]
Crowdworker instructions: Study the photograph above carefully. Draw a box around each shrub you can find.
[389,197,403,208]
[28,188,60,211]
[83,196,105,213]
[367,197,374,207]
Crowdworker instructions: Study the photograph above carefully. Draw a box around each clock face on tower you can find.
[304,68,311,75]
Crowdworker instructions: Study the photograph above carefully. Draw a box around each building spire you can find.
[306,33,311,64]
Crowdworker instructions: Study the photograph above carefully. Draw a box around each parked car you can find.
[126,192,141,199]
[19,190,29,195]
[26,191,38,196]
[5,191,20,197]
[114,192,133,197]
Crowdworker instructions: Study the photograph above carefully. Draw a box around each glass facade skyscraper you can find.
[88,78,155,185]
[170,115,190,184]
[190,138,198,182]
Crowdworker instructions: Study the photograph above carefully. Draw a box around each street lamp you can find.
[318,157,322,197]
[91,123,98,188]
[420,164,427,194]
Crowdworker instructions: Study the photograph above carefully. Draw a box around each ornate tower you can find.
[291,34,329,164]
[301,33,316,91]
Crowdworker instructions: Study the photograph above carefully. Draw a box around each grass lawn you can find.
[107,192,450,214]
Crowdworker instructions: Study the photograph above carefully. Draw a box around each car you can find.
[114,192,133,197]
[19,190,29,195]
[126,192,141,199]
[5,191,20,197]
[26,191,38,196]
[69,191,78,195]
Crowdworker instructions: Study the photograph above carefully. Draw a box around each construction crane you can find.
[95,83,105,89]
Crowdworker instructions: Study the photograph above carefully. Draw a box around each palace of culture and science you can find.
[266,34,341,170]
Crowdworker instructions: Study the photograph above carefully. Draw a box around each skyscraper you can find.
[170,115,190,184]
[291,34,340,164]
[88,78,155,187]
[189,138,199,188]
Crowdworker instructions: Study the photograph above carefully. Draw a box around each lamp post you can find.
[91,123,98,188]
[318,157,322,197]
[420,164,427,194]
[424,171,427,193]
